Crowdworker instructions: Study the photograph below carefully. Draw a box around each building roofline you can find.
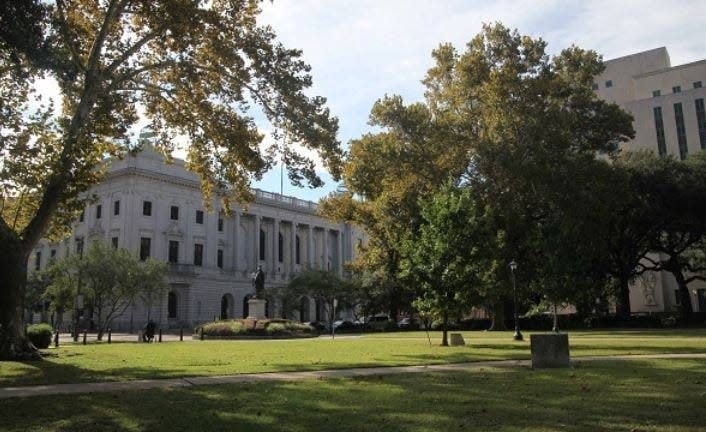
[604,46,668,65]
[633,58,706,79]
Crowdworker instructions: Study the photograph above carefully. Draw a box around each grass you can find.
[1,359,705,431]
[0,329,705,387]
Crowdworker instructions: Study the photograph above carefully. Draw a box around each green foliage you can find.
[199,321,246,337]
[26,323,52,349]
[284,269,355,323]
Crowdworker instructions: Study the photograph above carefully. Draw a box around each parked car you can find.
[397,317,420,330]
[333,320,356,332]
[365,314,391,330]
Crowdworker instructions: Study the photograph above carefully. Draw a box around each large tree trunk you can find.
[615,276,631,320]
[0,228,39,360]
[487,301,507,331]
[673,270,694,320]
[441,312,449,347]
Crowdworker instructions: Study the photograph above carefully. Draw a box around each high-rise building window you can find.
[652,90,661,97]
[140,237,151,260]
[218,218,224,232]
[170,205,179,220]
[194,243,203,266]
[196,210,204,224]
[278,232,284,263]
[169,240,179,263]
[35,251,41,271]
[111,237,119,249]
[113,200,120,216]
[79,209,85,222]
[143,201,152,216]
[217,249,224,269]
[695,81,703,89]
[259,229,266,261]
[96,204,102,219]
[653,107,667,156]
[674,102,688,160]
[605,80,613,88]
[695,98,706,150]
[673,85,682,93]
[591,83,598,90]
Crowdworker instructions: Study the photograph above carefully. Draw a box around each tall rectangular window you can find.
[140,237,151,260]
[605,80,613,88]
[143,201,152,216]
[695,98,706,150]
[278,232,284,263]
[50,249,56,259]
[113,200,120,216]
[79,209,85,222]
[169,241,179,263]
[193,243,203,266]
[295,235,301,265]
[170,205,179,220]
[35,251,41,271]
[218,218,224,232]
[217,249,224,269]
[96,204,102,219]
[75,238,84,257]
[196,210,204,224]
[695,81,703,89]
[653,107,667,156]
[673,85,682,93]
[111,237,119,249]
[259,230,266,261]
[674,102,688,160]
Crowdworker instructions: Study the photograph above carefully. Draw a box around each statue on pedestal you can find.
[252,265,265,299]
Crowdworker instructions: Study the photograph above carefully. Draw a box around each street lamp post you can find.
[509,260,523,341]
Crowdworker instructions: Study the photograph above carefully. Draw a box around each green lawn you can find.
[1,329,705,387]
[1,359,705,431]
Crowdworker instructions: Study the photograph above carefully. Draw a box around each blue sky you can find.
[252,0,706,202]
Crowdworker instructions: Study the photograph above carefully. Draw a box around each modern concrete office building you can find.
[29,146,365,330]
[593,47,706,314]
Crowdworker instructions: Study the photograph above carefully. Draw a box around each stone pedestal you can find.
[530,333,570,368]
[247,298,267,320]
[449,333,465,346]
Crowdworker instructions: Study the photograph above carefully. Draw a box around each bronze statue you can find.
[252,265,265,299]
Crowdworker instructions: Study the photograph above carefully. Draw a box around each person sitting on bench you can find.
[143,320,156,343]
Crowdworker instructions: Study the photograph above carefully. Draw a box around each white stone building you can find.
[30,147,365,330]
[593,47,706,314]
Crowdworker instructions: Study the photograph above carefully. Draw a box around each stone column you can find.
[254,215,261,270]
[290,221,297,275]
[273,218,280,274]
[307,225,314,268]
[233,211,240,272]
[323,228,329,271]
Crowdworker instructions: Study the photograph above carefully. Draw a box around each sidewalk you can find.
[1,353,704,399]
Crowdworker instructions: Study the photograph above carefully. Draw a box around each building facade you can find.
[594,47,706,314]
[30,147,365,330]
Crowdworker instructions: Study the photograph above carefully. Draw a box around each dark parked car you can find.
[397,317,420,330]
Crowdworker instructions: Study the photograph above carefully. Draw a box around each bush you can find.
[265,323,287,335]
[27,323,53,349]
[284,322,313,333]
[199,320,246,336]
[383,320,399,332]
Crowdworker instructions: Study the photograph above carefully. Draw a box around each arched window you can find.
[278,232,284,263]
[243,294,251,318]
[220,294,231,320]
[259,229,266,261]
[295,235,301,264]
[168,291,178,319]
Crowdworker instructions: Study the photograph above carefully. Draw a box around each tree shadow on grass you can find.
[1,359,705,432]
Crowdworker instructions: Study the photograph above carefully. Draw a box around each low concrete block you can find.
[449,333,465,346]
[530,333,570,368]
